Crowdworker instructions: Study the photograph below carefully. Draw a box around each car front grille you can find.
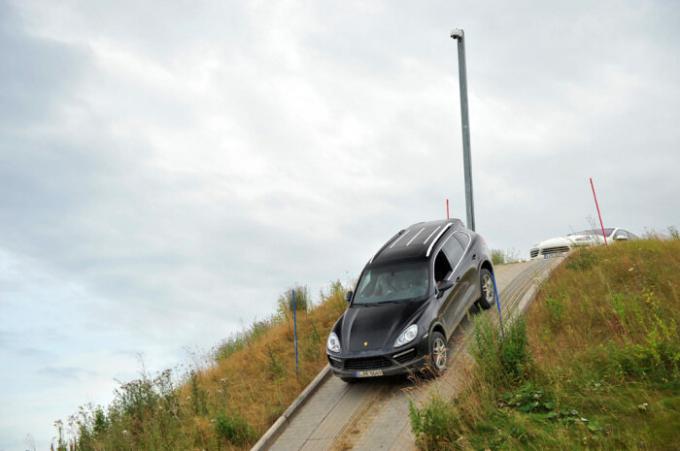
[328,356,343,369]
[530,249,539,258]
[542,246,570,255]
[331,348,417,370]
[344,356,393,370]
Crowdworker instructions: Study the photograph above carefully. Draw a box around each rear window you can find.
[353,261,429,305]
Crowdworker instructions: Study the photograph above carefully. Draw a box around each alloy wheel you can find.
[482,273,495,306]
[432,337,447,371]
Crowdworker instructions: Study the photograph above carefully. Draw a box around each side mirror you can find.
[345,290,353,303]
[436,280,454,297]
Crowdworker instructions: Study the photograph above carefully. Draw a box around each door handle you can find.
[472,254,477,260]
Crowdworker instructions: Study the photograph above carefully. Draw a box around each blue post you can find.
[491,271,504,338]
[292,289,299,377]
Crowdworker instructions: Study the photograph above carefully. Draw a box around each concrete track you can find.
[265,258,561,451]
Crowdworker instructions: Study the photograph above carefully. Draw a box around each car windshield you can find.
[353,261,429,305]
[571,228,615,237]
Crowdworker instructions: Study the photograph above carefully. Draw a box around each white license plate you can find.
[355,369,384,378]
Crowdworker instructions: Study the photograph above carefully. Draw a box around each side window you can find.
[356,270,373,297]
[444,234,465,268]
[434,250,453,282]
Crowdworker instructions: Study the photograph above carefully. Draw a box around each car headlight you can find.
[327,332,341,353]
[394,324,418,347]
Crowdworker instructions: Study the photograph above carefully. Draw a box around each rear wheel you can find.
[428,331,448,376]
[477,268,496,310]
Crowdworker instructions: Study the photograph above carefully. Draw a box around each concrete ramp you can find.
[257,259,560,451]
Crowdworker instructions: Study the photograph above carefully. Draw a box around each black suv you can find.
[326,219,495,381]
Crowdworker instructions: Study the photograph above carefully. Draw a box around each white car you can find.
[529,228,637,259]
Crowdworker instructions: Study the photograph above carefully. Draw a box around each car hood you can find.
[533,234,603,250]
[533,236,572,249]
[341,299,427,352]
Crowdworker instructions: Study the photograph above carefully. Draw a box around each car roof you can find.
[370,219,465,265]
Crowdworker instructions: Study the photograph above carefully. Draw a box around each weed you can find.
[214,412,255,446]
[409,397,462,450]
[491,248,519,265]
[566,247,596,271]
[189,371,208,416]
[277,285,311,317]
[266,345,286,380]
[412,239,680,449]
[471,315,532,386]
[55,281,349,450]
[544,295,565,328]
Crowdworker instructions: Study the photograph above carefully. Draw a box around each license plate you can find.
[355,369,384,378]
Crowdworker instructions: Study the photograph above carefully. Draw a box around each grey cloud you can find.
[37,365,95,381]
[1,1,679,449]
[0,2,89,127]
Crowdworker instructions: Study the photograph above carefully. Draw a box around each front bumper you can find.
[326,339,429,378]
[530,246,571,259]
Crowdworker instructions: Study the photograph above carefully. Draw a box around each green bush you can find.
[500,318,531,382]
[277,286,310,315]
[491,249,506,265]
[214,412,255,446]
[409,396,461,450]
[471,315,532,385]
[491,249,519,265]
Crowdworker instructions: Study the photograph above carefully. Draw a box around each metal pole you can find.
[450,29,475,231]
[589,177,608,246]
[292,289,299,376]
[491,270,504,338]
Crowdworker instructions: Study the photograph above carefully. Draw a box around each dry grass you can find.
[410,239,680,450]
[196,286,346,432]
[54,283,347,450]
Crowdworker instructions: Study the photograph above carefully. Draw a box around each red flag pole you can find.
[445,198,450,219]
[589,177,608,246]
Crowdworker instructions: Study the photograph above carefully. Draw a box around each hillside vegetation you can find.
[410,239,680,449]
[54,283,347,450]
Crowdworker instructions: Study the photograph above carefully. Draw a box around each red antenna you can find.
[589,177,608,246]
[445,198,450,219]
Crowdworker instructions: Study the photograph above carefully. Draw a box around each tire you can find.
[477,268,496,310]
[341,377,358,383]
[428,331,448,376]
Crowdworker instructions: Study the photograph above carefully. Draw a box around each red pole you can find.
[445,198,450,219]
[589,177,608,246]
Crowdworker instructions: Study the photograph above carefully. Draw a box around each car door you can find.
[441,232,474,333]
[453,231,478,307]
[433,248,458,337]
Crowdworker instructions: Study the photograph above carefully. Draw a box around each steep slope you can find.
[410,239,680,450]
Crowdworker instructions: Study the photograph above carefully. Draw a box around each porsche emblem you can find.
[363,341,368,347]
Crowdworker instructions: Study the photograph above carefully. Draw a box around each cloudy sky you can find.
[1,0,678,448]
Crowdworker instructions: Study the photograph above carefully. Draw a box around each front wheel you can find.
[341,377,358,383]
[477,268,496,310]
[428,331,448,376]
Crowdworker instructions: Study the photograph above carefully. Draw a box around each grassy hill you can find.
[410,239,680,449]
[54,283,347,450]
